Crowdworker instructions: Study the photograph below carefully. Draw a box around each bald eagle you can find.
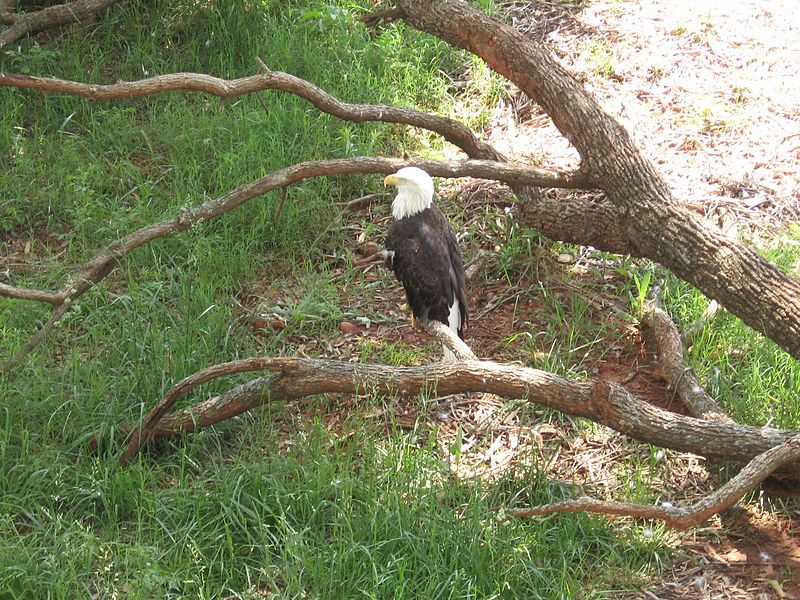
[383,167,468,361]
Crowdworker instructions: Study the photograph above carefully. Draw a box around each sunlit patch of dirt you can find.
[496,0,800,233]
[644,505,800,599]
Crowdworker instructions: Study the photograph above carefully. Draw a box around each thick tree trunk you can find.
[394,0,800,358]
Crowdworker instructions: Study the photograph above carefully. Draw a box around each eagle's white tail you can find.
[442,299,461,362]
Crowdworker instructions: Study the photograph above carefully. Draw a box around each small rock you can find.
[557,253,573,264]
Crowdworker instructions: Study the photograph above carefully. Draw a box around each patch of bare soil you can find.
[497,0,800,234]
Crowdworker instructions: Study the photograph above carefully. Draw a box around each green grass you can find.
[661,240,800,428]
[2,0,799,597]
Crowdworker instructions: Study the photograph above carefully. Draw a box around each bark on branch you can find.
[507,435,800,530]
[0,69,504,161]
[642,305,732,422]
[0,156,585,369]
[0,69,643,255]
[120,319,477,464]
[115,355,800,479]
[423,320,476,361]
[391,0,800,359]
[0,0,122,47]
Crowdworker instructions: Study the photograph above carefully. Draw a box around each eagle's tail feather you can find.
[442,299,461,362]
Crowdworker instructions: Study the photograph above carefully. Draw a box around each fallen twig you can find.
[507,435,800,530]
[345,192,386,211]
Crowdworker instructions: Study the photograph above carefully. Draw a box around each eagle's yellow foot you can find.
[410,313,421,330]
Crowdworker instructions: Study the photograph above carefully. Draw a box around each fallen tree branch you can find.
[423,320,476,361]
[642,305,732,422]
[0,68,645,256]
[515,190,639,256]
[120,305,476,464]
[120,299,469,462]
[0,68,506,162]
[0,0,122,47]
[507,435,800,530]
[118,357,288,465]
[113,355,800,479]
[0,282,64,305]
[0,156,586,369]
[359,7,405,28]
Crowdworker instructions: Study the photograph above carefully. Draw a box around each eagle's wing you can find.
[386,219,454,324]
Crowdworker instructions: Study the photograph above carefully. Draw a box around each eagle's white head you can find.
[384,167,434,220]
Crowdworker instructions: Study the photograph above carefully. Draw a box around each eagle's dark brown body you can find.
[385,205,468,338]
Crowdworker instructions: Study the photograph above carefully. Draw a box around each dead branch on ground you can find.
[423,320,476,361]
[507,435,800,530]
[0,0,122,48]
[642,305,732,422]
[119,318,476,464]
[0,68,641,257]
[113,355,800,479]
[0,68,504,161]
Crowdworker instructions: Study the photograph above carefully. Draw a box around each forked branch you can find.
[114,355,800,480]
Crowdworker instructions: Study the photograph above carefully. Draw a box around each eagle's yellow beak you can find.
[384,174,399,187]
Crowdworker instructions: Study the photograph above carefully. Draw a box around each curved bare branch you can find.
[508,435,800,529]
[0,69,505,161]
[117,355,800,479]
[423,320,476,361]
